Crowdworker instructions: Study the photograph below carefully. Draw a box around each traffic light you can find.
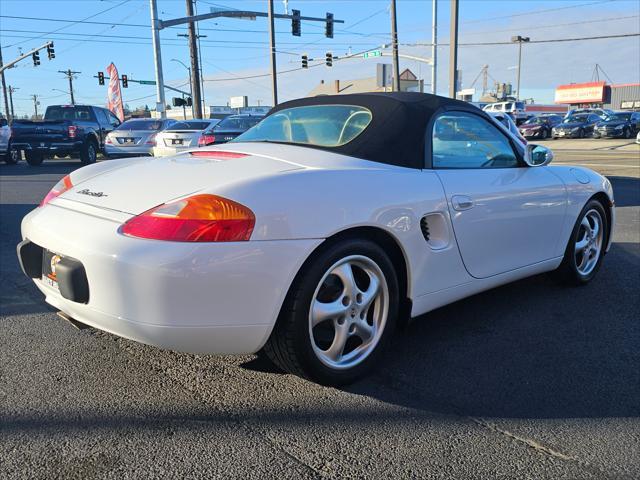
[32,51,40,66]
[121,74,128,88]
[186,97,193,107]
[98,71,105,86]
[325,13,334,38]
[46,42,55,60]
[291,9,301,36]
[172,97,187,107]
[301,54,308,69]
[325,52,333,67]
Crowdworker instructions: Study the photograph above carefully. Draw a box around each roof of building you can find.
[266,91,471,169]
[308,69,420,97]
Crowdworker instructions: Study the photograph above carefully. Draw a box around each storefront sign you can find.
[554,82,605,104]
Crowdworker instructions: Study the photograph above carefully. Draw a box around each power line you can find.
[404,32,640,47]
[2,0,131,48]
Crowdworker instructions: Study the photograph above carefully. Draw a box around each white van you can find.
[482,101,528,124]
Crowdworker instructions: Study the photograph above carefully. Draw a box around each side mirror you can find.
[525,144,554,167]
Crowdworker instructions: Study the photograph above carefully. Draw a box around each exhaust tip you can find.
[57,311,91,330]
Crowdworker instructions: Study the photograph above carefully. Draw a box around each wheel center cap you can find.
[350,308,357,318]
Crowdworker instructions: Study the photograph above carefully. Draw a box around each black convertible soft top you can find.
[267,92,473,169]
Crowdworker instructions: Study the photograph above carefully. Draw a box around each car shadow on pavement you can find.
[348,241,640,420]
[0,161,81,176]
[608,176,640,207]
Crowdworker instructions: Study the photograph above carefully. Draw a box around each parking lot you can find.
[1,139,638,479]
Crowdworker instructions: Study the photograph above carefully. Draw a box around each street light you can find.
[171,58,193,118]
[511,35,530,100]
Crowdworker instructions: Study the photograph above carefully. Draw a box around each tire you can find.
[552,199,608,286]
[3,147,19,165]
[540,129,548,140]
[25,151,44,166]
[80,139,98,165]
[623,128,631,139]
[577,129,585,139]
[263,238,400,385]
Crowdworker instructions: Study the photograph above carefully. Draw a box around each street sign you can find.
[137,80,156,85]
[363,50,382,59]
[230,96,248,109]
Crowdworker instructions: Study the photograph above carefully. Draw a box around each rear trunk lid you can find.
[56,150,303,215]
[112,129,155,146]
[159,130,201,148]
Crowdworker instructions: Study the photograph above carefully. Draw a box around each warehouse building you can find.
[554,81,640,110]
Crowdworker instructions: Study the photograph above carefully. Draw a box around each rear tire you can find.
[80,140,98,165]
[540,129,548,140]
[552,199,608,286]
[264,238,399,385]
[624,128,632,139]
[3,147,19,165]
[25,151,44,166]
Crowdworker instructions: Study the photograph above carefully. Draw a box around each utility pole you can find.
[8,86,17,120]
[268,0,278,105]
[194,0,206,115]
[186,0,203,118]
[511,36,530,100]
[58,69,80,105]
[390,0,400,92]
[149,0,167,118]
[31,94,39,118]
[431,0,437,95]
[449,0,459,98]
[0,46,10,123]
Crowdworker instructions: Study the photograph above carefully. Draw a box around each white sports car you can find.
[18,93,615,385]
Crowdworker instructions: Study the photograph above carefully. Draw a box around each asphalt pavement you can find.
[1,142,638,479]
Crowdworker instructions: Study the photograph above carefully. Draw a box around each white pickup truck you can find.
[0,118,19,164]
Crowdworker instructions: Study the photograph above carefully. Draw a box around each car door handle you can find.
[451,195,474,211]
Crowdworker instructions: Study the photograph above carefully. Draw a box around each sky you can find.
[1,0,639,117]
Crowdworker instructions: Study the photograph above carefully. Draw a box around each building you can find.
[308,67,423,97]
[153,105,271,121]
[554,81,640,110]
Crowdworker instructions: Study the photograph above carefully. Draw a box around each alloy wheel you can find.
[575,209,604,276]
[308,255,389,370]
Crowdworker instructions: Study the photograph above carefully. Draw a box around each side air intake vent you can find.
[420,217,430,242]
[420,213,450,250]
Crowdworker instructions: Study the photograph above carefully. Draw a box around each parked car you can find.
[482,101,528,124]
[198,114,264,146]
[152,119,219,156]
[593,111,640,139]
[0,118,19,164]
[105,118,177,158]
[486,111,527,145]
[519,114,563,140]
[10,105,121,166]
[637,131,640,144]
[551,113,601,139]
[17,92,615,385]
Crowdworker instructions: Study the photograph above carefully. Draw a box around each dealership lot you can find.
[1,141,638,479]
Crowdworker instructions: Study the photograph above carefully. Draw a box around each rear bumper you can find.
[104,144,153,157]
[11,141,82,152]
[19,204,321,354]
[153,145,196,157]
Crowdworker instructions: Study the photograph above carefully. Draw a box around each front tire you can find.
[3,147,19,165]
[552,199,608,285]
[25,151,44,166]
[264,238,399,385]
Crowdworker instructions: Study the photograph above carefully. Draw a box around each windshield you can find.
[606,113,631,122]
[234,105,373,147]
[215,116,262,130]
[524,117,543,125]
[563,115,588,124]
[117,119,163,131]
[168,121,211,131]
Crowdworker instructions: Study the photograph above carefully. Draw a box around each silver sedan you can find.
[105,119,177,158]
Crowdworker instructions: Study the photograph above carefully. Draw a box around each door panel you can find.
[437,167,567,278]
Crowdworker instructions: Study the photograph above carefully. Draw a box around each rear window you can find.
[45,106,94,121]
[169,121,211,131]
[116,119,164,131]
[234,105,372,147]
[215,116,262,130]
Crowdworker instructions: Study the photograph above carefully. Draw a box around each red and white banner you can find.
[106,63,124,121]
[554,81,606,104]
